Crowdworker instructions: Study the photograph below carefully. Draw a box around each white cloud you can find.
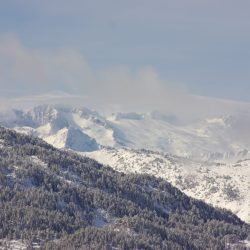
[0,35,186,111]
[1,34,250,120]
[0,34,93,95]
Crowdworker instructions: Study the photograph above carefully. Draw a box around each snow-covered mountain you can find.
[1,104,250,161]
[1,127,248,249]
[1,104,250,223]
[83,147,250,223]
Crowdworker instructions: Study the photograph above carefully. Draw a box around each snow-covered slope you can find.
[83,147,250,223]
[7,105,105,152]
[1,104,250,222]
[1,104,250,161]
[107,113,250,161]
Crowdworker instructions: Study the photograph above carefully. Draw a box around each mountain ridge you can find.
[1,104,250,161]
[0,126,249,249]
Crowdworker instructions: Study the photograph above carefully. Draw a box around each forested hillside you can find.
[0,127,249,249]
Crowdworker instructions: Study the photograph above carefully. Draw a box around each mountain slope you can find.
[84,148,250,223]
[107,113,250,161]
[1,105,250,161]
[1,105,250,223]
[0,127,249,249]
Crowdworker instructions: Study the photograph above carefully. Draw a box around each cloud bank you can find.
[0,35,249,120]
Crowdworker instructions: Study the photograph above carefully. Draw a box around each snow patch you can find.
[0,239,39,250]
[29,155,47,168]
[0,139,4,148]
[93,209,114,228]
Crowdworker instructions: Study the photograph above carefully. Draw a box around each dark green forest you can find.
[0,127,249,249]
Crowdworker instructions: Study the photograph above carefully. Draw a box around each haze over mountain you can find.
[0,1,250,104]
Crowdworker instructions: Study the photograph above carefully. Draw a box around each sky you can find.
[0,0,249,114]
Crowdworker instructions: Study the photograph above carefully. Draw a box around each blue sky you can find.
[0,0,249,107]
